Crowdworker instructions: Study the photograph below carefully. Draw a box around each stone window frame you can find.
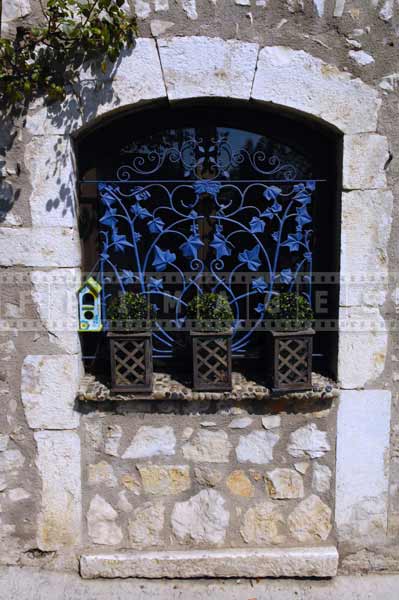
[4,37,391,551]
[16,38,391,392]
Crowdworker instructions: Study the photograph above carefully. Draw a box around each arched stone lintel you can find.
[25,37,381,139]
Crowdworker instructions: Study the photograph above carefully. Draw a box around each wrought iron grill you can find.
[89,127,323,358]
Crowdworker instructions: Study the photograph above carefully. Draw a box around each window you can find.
[78,104,340,381]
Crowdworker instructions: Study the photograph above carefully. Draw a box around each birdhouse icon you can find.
[78,277,103,333]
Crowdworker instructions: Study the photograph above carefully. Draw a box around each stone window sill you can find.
[78,371,338,404]
[80,546,339,579]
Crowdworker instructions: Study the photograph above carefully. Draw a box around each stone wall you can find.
[82,404,336,552]
[0,0,399,578]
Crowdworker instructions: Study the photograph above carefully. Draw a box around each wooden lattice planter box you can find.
[191,330,232,392]
[107,330,153,393]
[269,328,314,393]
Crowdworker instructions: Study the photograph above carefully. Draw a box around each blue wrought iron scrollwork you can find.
[95,132,320,357]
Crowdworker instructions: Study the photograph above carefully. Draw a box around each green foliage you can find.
[107,292,153,328]
[186,293,234,331]
[265,292,314,330]
[0,0,136,108]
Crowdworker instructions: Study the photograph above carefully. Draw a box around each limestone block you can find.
[228,417,253,429]
[349,50,375,66]
[312,464,332,494]
[79,40,166,124]
[313,0,325,16]
[137,465,191,495]
[194,466,223,487]
[158,37,259,101]
[117,491,133,513]
[30,269,81,354]
[84,420,103,450]
[252,47,380,134]
[0,435,9,452]
[121,474,141,495]
[25,137,78,228]
[80,546,339,578]
[240,502,285,544]
[128,502,165,547]
[133,0,151,19]
[1,0,31,36]
[340,190,392,307]
[87,495,123,546]
[104,425,123,457]
[182,427,194,441]
[122,426,176,459]
[266,468,304,499]
[88,462,117,488]
[154,0,169,10]
[35,430,82,550]
[294,462,309,475]
[336,390,391,542]
[182,0,198,19]
[21,355,81,430]
[286,0,304,11]
[236,430,279,464]
[25,96,82,137]
[380,0,394,22]
[343,134,388,190]
[338,307,388,389]
[287,424,330,459]
[333,0,345,16]
[171,490,229,545]
[262,415,281,429]
[2,0,31,21]
[150,20,174,37]
[226,470,254,497]
[0,228,81,267]
[7,488,30,502]
[0,449,25,473]
[182,430,232,463]
[379,73,399,92]
[288,495,332,542]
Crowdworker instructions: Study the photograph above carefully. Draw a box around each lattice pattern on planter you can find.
[108,332,153,393]
[271,329,314,392]
[191,331,232,392]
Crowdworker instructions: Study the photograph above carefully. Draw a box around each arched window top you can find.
[79,104,339,371]
[116,124,313,183]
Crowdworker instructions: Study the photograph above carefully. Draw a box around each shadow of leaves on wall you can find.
[1,45,134,225]
[0,116,19,223]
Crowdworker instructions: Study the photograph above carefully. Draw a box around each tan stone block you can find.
[226,470,254,497]
[120,474,141,495]
[128,502,165,547]
[288,495,332,542]
[241,502,285,544]
[265,468,304,499]
[137,465,191,496]
[88,461,117,488]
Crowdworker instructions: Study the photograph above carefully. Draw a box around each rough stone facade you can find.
[82,406,336,551]
[1,0,399,579]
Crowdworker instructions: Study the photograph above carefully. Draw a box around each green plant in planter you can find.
[186,293,234,331]
[265,292,314,330]
[107,292,154,330]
